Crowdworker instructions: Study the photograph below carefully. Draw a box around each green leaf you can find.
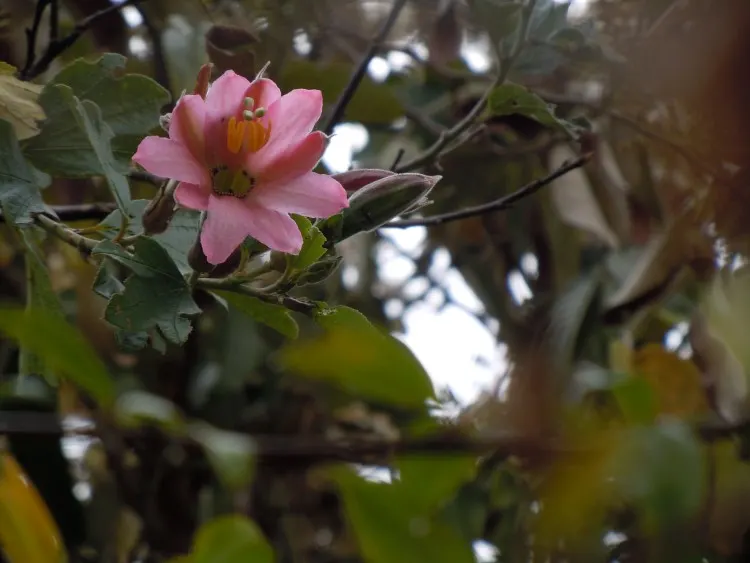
[488,82,575,136]
[188,422,256,491]
[397,455,478,512]
[279,60,402,125]
[92,238,201,344]
[14,225,65,377]
[115,390,185,433]
[331,466,475,563]
[212,290,299,339]
[191,515,273,563]
[29,53,170,167]
[278,306,435,408]
[472,1,523,46]
[153,209,202,275]
[0,307,114,406]
[24,84,131,211]
[0,119,48,224]
[289,215,327,272]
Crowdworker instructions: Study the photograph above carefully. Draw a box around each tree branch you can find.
[383,153,591,229]
[21,0,146,80]
[322,0,409,135]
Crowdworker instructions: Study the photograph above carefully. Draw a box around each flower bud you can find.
[332,168,396,194]
[340,173,441,240]
[142,187,176,235]
[187,240,242,277]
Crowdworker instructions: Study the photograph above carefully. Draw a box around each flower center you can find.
[212,97,272,198]
[211,166,255,198]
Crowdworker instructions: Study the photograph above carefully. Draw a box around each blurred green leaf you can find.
[0,307,114,406]
[191,515,273,563]
[620,421,704,531]
[488,83,574,136]
[331,466,475,563]
[24,85,131,212]
[92,238,201,344]
[472,0,523,47]
[279,306,435,408]
[212,290,299,339]
[397,455,477,511]
[188,422,256,491]
[279,60,403,125]
[0,119,48,225]
[115,390,185,432]
[14,226,65,377]
[98,199,149,239]
[611,376,657,425]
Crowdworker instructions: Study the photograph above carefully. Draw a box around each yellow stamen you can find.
[226,116,247,154]
[245,120,272,153]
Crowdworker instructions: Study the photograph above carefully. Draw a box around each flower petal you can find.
[246,78,281,111]
[170,94,206,163]
[201,195,254,265]
[244,204,304,254]
[205,70,252,117]
[133,137,210,185]
[174,182,209,210]
[263,89,323,153]
[253,172,349,218]
[201,195,303,263]
[249,131,327,181]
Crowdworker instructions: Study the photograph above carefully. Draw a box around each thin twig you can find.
[196,277,316,316]
[0,203,117,224]
[383,154,591,229]
[22,0,51,77]
[21,0,145,80]
[49,0,59,42]
[322,0,409,135]
[35,213,98,252]
[394,0,539,173]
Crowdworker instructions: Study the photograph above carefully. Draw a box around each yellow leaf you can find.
[0,64,46,141]
[632,343,709,418]
[0,451,67,563]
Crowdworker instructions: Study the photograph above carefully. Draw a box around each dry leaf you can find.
[0,62,45,140]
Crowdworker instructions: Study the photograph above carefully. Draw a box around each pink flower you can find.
[133,71,349,265]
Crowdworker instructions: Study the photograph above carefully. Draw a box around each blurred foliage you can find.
[3,0,750,562]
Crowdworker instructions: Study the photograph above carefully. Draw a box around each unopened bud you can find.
[188,240,242,277]
[340,173,441,240]
[296,254,343,287]
[332,168,396,193]
[142,187,176,235]
[193,63,214,99]
[209,247,242,278]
